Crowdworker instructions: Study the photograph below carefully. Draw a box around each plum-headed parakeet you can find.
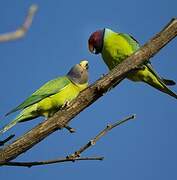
[88,28,177,99]
[0,60,89,134]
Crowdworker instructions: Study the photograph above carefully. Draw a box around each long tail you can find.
[0,116,22,135]
[148,80,177,99]
[0,107,38,135]
[144,76,177,99]
[139,64,177,99]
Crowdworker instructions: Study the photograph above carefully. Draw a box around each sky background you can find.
[0,0,177,179]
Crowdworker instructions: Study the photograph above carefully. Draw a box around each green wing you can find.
[145,63,176,85]
[120,34,159,77]
[119,33,140,51]
[6,76,71,116]
[145,63,162,79]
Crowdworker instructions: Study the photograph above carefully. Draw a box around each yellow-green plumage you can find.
[100,29,177,99]
[0,61,89,134]
[102,30,135,69]
[20,79,87,119]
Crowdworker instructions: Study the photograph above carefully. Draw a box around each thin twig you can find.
[0,134,15,147]
[0,4,38,42]
[68,114,136,158]
[2,157,103,168]
[1,115,134,167]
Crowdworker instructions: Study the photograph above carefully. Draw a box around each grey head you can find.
[67,60,89,84]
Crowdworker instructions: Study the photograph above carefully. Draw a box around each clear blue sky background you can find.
[0,0,177,179]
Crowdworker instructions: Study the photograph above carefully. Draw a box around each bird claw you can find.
[61,100,71,110]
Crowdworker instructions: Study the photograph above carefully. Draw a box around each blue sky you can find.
[0,0,177,179]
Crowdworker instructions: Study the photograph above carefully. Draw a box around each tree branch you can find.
[68,114,135,158]
[1,157,104,168]
[0,4,38,42]
[0,18,177,163]
[1,114,134,167]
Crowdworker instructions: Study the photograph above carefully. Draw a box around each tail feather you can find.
[144,78,177,99]
[0,113,36,135]
[0,118,20,135]
[1,103,40,135]
[160,85,177,99]
[143,64,177,99]
[161,78,176,86]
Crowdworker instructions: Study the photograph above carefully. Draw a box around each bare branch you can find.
[0,4,38,42]
[0,18,177,163]
[68,114,136,158]
[1,157,104,168]
[1,114,134,167]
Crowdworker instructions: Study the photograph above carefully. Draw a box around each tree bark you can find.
[0,18,177,164]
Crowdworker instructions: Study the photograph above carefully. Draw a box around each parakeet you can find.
[88,28,177,99]
[0,60,89,134]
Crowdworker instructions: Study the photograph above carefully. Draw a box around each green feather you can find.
[119,33,140,51]
[6,76,71,116]
[101,28,177,99]
[1,61,89,135]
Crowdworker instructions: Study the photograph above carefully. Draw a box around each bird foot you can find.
[61,100,71,110]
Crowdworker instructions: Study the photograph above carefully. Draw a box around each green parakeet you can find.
[88,28,177,99]
[0,60,89,134]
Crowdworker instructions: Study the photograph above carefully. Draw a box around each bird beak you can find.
[80,60,89,70]
[88,44,94,53]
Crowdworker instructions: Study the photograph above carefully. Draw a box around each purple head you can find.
[88,29,105,54]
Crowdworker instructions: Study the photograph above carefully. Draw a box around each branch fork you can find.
[1,115,135,167]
